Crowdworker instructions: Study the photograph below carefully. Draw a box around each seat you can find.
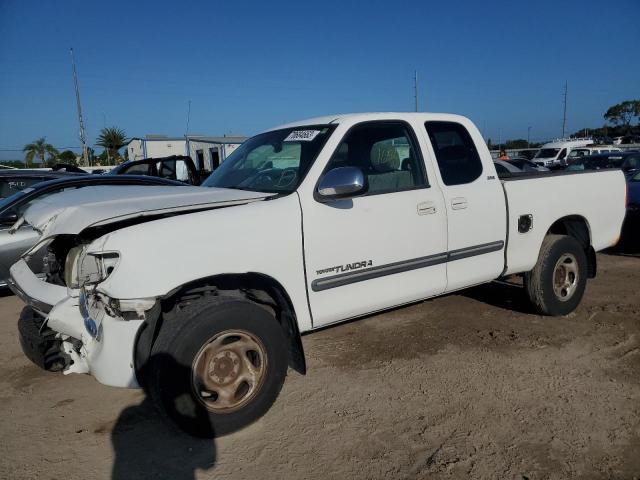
[367,143,413,193]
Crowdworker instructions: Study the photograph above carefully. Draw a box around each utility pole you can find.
[185,100,191,136]
[70,48,89,166]
[185,100,192,157]
[527,126,532,148]
[561,81,568,138]
[413,70,418,112]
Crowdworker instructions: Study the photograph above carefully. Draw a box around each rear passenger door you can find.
[301,121,448,326]
[423,121,507,291]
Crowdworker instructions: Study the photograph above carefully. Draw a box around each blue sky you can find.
[0,0,638,160]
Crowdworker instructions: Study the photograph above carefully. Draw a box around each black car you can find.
[0,170,84,199]
[0,174,187,287]
[566,151,640,173]
[109,155,207,185]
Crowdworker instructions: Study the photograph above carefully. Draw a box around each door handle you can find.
[451,197,468,210]
[417,201,437,215]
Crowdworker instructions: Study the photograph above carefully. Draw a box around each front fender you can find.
[91,194,312,332]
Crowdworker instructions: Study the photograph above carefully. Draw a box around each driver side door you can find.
[300,121,448,327]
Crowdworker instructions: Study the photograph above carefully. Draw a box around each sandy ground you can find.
[1,250,639,480]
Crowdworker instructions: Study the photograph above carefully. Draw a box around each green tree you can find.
[604,100,640,133]
[22,137,59,167]
[96,126,127,162]
[57,150,79,165]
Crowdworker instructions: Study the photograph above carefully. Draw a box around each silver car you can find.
[0,175,187,286]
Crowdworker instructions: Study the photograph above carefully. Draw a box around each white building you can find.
[126,135,246,171]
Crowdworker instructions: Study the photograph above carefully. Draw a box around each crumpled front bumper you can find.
[9,258,144,388]
[8,259,66,315]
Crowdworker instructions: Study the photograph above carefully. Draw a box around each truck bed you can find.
[500,168,626,276]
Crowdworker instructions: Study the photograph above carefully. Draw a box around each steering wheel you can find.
[253,170,276,187]
[275,168,298,188]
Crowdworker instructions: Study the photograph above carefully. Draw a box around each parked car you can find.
[566,146,622,165]
[493,160,522,175]
[626,170,640,218]
[621,135,640,145]
[109,155,206,185]
[0,175,187,288]
[508,158,549,172]
[566,152,640,173]
[0,170,83,199]
[494,159,549,176]
[512,149,539,160]
[9,113,625,437]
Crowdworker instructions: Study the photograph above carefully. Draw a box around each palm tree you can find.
[23,137,59,167]
[96,127,127,162]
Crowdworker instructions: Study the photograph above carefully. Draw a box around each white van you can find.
[533,138,594,167]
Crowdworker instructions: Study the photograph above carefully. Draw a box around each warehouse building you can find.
[126,135,246,171]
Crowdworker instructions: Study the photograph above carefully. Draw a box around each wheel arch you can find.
[545,215,596,278]
[135,272,306,383]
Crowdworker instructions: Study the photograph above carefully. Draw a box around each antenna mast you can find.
[70,48,89,165]
[414,70,418,112]
[562,80,568,138]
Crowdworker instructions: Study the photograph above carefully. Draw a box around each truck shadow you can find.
[111,354,216,480]
[460,279,534,315]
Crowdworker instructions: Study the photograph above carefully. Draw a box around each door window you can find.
[424,121,483,185]
[558,148,567,160]
[325,122,427,195]
[209,147,220,170]
[121,163,151,175]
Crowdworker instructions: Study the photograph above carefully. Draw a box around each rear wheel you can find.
[524,234,588,316]
[143,296,288,437]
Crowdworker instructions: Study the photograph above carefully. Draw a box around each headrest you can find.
[370,143,400,172]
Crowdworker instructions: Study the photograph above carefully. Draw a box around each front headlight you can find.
[65,248,120,289]
[64,246,84,288]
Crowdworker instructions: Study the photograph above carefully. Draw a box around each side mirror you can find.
[0,212,18,225]
[317,167,366,201]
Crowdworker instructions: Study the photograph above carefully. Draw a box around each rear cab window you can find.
[424,121,483,186]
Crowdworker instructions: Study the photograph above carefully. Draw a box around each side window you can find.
[121,163,150,176]
[558,148,567,160]
[325,122,427,195]
[174,160,191,182]
[424,121,483,186]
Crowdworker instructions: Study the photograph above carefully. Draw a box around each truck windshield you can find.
[535,148,560,159]
[202,125,335,193]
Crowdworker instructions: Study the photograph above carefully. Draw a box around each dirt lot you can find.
[1,250,639,480]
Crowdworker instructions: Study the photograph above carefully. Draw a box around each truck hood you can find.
[23,185,275,237]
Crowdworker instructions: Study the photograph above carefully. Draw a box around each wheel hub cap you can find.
[552,253,579,302]
[192,330,267,413]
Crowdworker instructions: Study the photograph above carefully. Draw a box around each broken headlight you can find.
[65,248,120,289]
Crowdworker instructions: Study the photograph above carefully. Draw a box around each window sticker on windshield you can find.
[284,130,321,142]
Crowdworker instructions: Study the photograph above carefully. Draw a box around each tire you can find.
[142,296,288,438]
[18,306,68,372]
[523,234,588,316]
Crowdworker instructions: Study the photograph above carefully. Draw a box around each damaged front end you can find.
[10,234,160,388]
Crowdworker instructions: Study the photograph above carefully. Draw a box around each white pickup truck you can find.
[9,113,626,437]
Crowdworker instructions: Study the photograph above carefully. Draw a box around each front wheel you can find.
[143,297,288,437]
[523,234,588,316]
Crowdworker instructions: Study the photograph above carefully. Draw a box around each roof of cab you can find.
[267,112,471,131]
